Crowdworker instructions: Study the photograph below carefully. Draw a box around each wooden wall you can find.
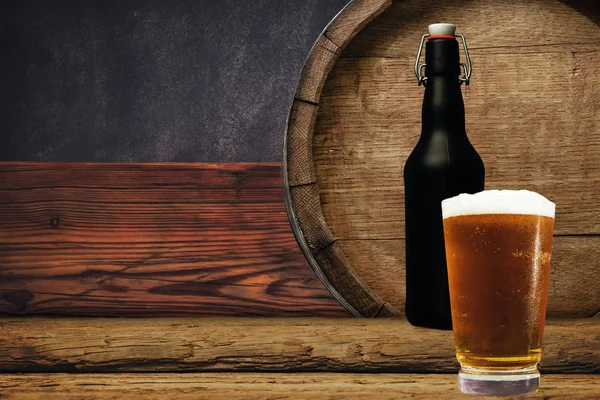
[0,162,348,317]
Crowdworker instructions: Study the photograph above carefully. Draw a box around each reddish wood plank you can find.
[0,162,348,317]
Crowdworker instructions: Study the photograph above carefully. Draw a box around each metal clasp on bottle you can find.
[414,33,472,86]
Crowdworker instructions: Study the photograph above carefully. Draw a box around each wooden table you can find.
[1,318,598,398]
[2,373,599,399]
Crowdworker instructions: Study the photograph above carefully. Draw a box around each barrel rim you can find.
[282,0,401,318]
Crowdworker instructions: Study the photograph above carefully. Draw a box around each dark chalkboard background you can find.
[0,0,349,162]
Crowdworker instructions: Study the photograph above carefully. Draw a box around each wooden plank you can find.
[295,36,340,104]
[0,318,597,373]
[313,242,396,318]
[293,0,396,105]
[286,100,319,186]
[339,239,407,314]
[0,162,348,317]
[289,183,335,254]
[324,0,392,49]
[1,373,598,399]
[337,237,600,318]
[343,0,600,58]
[313,52,600,238]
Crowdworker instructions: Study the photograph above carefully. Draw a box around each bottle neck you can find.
[421,38,466,136]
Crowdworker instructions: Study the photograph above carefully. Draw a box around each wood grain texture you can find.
[0,162,348,317]
[324,0,392,49]
[295,36,340,104]
[343,0,600,58]
[284,0,600,318]
[294,0,396,104]
[338,237,600,318]
[284,0,399,318]
[313,243,399,318]
[286,100,319,187]
[1,373,599,399]
[1,318,597,373]
[285,0,396,315]
[314,52,600,238]
[289,183,336,254]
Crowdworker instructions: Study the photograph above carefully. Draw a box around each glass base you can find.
[458,366,539,396]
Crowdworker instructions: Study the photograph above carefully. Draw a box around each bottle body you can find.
[404,37,485,330]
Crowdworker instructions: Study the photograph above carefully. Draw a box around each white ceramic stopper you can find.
[428,23,456,36]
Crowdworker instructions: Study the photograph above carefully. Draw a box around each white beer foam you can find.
[441,190,555,219]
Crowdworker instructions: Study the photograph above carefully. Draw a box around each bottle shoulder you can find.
[405,131,484,173]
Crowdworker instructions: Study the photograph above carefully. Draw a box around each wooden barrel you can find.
[283,0,600,318]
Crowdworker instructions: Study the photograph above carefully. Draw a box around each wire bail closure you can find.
[414,33,472,86]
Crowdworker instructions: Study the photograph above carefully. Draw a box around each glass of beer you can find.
[441,190,555,396]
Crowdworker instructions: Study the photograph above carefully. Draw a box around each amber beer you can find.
[442,190,555,396]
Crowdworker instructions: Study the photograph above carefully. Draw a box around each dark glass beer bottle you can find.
[404,24,485,330]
